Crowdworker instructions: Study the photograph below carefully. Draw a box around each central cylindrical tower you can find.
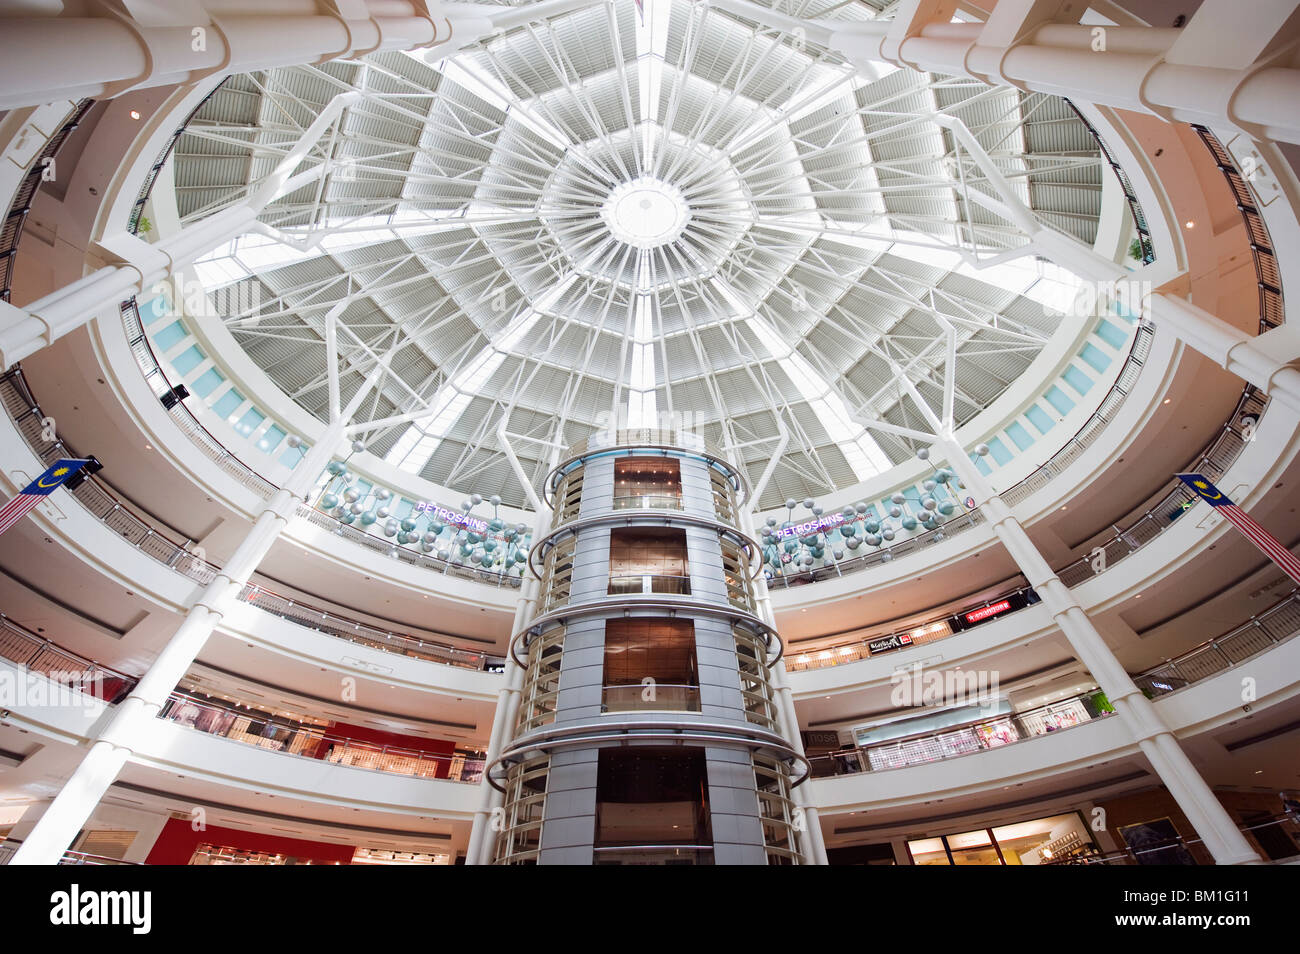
[489,429,806,865]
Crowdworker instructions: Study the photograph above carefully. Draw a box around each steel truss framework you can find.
[163,0,1107,509]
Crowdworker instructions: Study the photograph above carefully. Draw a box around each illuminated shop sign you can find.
[775,513,846,538]
[964,599,1012,624]
[414,502,489,534]
[867,633,913,655]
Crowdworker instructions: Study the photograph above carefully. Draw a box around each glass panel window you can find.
[613,457,682,509]
[608,527,690,595]
[595,748,712,864]
[602,619,698,712]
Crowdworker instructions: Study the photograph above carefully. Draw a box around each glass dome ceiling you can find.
[166,0,1107,509]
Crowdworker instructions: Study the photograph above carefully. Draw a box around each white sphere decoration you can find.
[812,506,823,517]
[865,533,882,547]
[891,492,906,505]
[377,506,390,519]
[889,506,902,518]
[423,532,438,544]
[855,502,868,514]
[343,488,360,503]
[916,447,930,460]
[286,434,302,448]
[801,555,814,566]
[803,498,815,510]
[490,494,501,506]
[881,551,893,563]
[766,517,777,527]
[349,502,364,515]
[923,479,936,492]
[846,537,861,550]
[342,472,355,484]
[975,443,990,456]
[833,549,845,560]
[784,498,798,511]
[883,529,896,541]
[437,549,450,561]
[351,440,366,454]
[922,497,937,510]
[516,523,528,535]
[461,499,471,511]
[471,493,483,505]
[376,488,391,501]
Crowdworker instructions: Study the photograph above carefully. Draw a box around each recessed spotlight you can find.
[129,109,141,120]
[1163,398,1171,404]
[1184,220,1195,229]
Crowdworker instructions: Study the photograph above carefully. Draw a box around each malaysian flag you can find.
[1178,473,1300,584]
[0,459,90,536]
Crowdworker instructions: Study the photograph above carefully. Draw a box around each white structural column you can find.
[9,355,395,865]
[740,423,827,865]
[714,0,1300,146]
[1145,294,1300,415]
[468,425,554,865]
[0,0,604,113]
[938,432,1262,864]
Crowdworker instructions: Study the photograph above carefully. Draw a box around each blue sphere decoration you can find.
[515,551,527,563]
[490,518,504,532]
[938,501,955,515]
[783,539,798,554]
[935,470,950,484]
[842,524,857,537]
[865,519,880,534]
[901,516,918,531]
[466,532,481,544]
[360,511,377,526]
[812,547,824,559]
[484,540,497,552]
[321,494,339,510]
[431,521,445,534]
[460,543,472,556]
[481,555,493,568]
[339,511,355,524]
[400,518,417,532]
[327,461,346,475]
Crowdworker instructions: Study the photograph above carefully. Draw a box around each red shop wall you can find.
[310,723,457,778]
[145,818,358,866]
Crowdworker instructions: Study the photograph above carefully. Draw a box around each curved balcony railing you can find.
[0,613,136,702]
[159,689,484,783]
[777,378,1266,651]
[1,99,94,302]
[1133,587,1300,697]
[117,300,525,587]
[766,323,1154,587]
[0,615,485,783]
[810,690,1112,777]
[0,367,504,671]
[809,587,1300,778]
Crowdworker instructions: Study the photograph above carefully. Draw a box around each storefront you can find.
[906,812,1101,865]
